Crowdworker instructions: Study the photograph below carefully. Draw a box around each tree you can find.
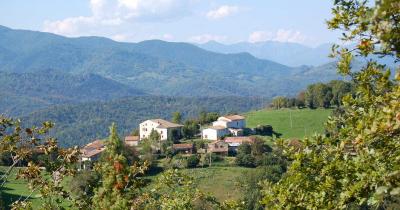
[236,143,255,167]
[171,111,182,124]
[262,0,400,208]
[130,128,139,136]
[182,119,200,139]
[296,91,306,108]
[149,129,161,152]
[271,96,288,109]
[328,80,353,107]
[186,155,200,168]
[91,123,149,210]
[69,170,100,209]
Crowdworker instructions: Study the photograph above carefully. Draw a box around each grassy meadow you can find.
[182,166,253,201]
[245,108,332,139]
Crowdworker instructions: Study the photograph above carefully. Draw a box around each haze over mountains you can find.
[197,41,334,67]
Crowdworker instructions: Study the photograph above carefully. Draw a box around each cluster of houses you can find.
[80,114,255,167]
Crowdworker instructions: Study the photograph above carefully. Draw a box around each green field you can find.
[182,166,253,201]
[246,108,332,139]
[0,166,42,208]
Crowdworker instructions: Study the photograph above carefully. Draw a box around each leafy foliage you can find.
[90,124,149,210]
[270,80,353,109]
[0,116,80,209]
[262,0,400,209]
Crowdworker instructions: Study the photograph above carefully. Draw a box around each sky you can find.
[0,0,341,47]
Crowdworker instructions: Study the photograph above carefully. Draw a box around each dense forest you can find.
[21,96,267,147]
[0,71,144,116]
[270,80,353,109]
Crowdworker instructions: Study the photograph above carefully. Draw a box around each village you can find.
[79,114,269,169]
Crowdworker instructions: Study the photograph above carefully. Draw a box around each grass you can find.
[0,166,42,208]
[246,108,332,139]
[180,166,253,201]
[0,166,73,209]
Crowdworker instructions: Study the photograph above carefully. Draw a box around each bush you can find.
[69,170,100,208]
[236,153,256,167]
[186,155,200,168]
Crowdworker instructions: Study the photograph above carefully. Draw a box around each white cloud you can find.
[162,33,174,40]
[248,29,307,44]
[43,0,190,37]
[189,34,227,43]
[206,5,239,19]
[111,33,131,42]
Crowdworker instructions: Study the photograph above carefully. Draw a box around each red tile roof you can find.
[220,115,245,121]
[149,119,183,128]
[173,143,194,149]
[224,136,255,144]
[125,136,139,141]
[207,125,227,130]
[81,140,106,158]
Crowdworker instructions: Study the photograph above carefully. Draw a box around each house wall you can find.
[125,141,139,146]
[139,120,160,140]
[202,128,229,140]
[213,119,246,129]
[226,119,246,129]
[155,128,168,140]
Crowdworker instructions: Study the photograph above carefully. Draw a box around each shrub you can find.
[186,155,200,168]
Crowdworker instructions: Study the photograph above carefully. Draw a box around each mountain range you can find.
[0,25,355,146]
[0,25,345,101]
[197,41,334,67]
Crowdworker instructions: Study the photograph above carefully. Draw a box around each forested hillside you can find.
[0,71,144,116]
[21,96,267,147]
[0,25,347,98]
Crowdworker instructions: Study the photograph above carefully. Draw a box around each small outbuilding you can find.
[172,143,194,154]
[125,135,140,146]
[207,140,229,155]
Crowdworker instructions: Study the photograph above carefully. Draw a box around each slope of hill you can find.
[246,108,332,138]
[22,96,267,147]
[197,41,334,67]
[0,25,342,98]
[0,71,145,116]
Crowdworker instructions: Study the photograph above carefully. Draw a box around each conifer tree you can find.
[91,123,148,209]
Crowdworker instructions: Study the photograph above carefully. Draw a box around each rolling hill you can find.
[0,25,344,99]
[0,71,144,116]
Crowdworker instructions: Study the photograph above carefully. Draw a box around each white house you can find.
[80,140,106,170]
[139,119,183,141]
[212,115,246,129]
[202,114,246,140]
[201,126,230,140]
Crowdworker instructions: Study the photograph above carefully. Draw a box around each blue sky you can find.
[0,0,340,46]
